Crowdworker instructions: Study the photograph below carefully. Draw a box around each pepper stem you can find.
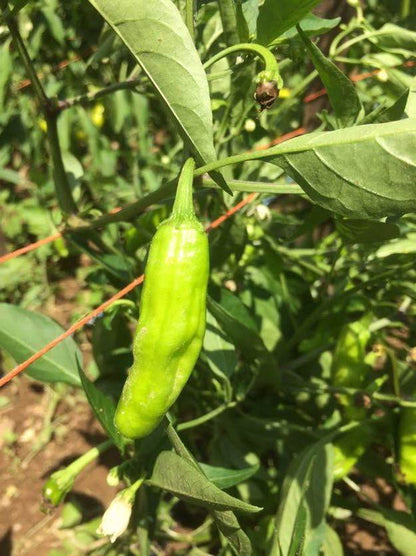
[203,43,283,89]
[171,157,196,220]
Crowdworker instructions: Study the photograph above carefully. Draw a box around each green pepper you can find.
[398,406,416,485]
[332,315,373,479]
[114,158,209,439]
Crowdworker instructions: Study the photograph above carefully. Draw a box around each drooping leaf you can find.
[0,304,81,386]
[165,425,253,555]
[86,0,229,193]
[78,363,125,451]
[297,25,362,127]
[214,510,253,556]
[148,450,262,513]
[257,118,416,219]
[257,0,321,46]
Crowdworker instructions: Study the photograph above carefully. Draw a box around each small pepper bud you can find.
[43,472,74,507]
[255,69,283,112]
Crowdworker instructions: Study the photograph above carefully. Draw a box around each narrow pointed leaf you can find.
[87,0,229,193]
[297,25,362,127]
[148,450,262,513]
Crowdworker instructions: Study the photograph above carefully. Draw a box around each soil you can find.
[0,377,121,556]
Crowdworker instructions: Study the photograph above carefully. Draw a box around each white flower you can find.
[255,205,271,221]
[97,493,132,543]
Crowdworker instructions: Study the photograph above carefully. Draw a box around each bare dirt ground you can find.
[0,377,120,556]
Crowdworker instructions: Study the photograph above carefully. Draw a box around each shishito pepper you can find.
[114,158,209,439]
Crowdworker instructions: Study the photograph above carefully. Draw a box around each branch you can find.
[1,3,76,214]
[58,78,142,111]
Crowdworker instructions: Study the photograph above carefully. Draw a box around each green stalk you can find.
[204,42,283,88]
[1,3,76,214]
[43,439,113,505]
[401,0,411,18]
[171,158,196,220]
[185,0,195,41]
[217,0,239,46]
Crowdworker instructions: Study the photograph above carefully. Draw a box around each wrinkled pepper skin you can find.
[399,408,416,485]
[114,159,209,439]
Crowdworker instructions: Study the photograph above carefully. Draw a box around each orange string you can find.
[205,193,257,232]
[0,232,62,264]
[303,60,416,104]
[0,207,122,265]
[1,128,306,267]
[0,188,270,388]
[0,275,144,388]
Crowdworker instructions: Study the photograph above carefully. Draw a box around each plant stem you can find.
[401,0,411,18]
[217,0,239,46]
[204,42,282,87]
[45,112,78,213]
[185,0,195,41]
[1,4,76,214]
[171,158,196,220]
[67,438,114,475]
[66,179,305,233]
[178,402,237,431]
[58,79,142,111]
[285,383,416,409]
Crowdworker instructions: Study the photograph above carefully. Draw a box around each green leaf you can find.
[361,88,409,125]
[370,23,416,55]
[86,0,229,193]
[166,425,252,555]
[358,508,416,556]
[297,25,362,127]
[240,0,259,39]
[257,0,321,46]
[148,450,262,513]
[0,304,81,386]
[214,510,253,556]
[204,311,236,402]
[321,524,344,556]
[78,363,125,452]
[336,219,400,244]
[207,296,267,359]
[92,313,132,377]
[199,462,259,490]
[271,442,334,556]
[259,119,416,219]
[276,14,341,44]
[375,233,416,258]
